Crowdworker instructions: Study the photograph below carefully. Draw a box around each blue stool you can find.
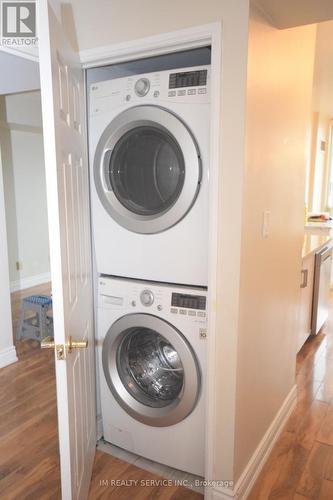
[16,295,53,342]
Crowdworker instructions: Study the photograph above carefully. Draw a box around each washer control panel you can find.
[169,292,206,318]
[98,277,207,321]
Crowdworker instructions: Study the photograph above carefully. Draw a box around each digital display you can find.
[171,293,206,310]
[169,70,207,89]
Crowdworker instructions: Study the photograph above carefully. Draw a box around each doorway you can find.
[0,54,61,497]
[1,90,51,341]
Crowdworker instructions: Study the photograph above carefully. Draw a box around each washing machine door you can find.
[102,313,200,427]
[94,105,201,234]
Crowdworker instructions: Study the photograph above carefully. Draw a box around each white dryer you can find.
[97,276,207,475]
[89,66,210,286]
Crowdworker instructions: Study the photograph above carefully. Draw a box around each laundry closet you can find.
[86,48,211,477]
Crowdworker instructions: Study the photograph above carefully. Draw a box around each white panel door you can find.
[38,1,96,499]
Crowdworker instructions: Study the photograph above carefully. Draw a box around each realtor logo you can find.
[1,1,36,37]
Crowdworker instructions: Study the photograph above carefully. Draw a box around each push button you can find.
[188,310,196,316]
[197,311,206,318]
[179,309,187,315]
[170,308,178,314]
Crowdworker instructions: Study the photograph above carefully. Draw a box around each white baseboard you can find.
[10,272,51,293]
[210,384,297,500]
[0,345,18,369]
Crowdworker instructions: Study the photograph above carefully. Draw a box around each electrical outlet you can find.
[16,261,23,271]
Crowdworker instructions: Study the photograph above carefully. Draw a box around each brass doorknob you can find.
[41,336,88,352]
[68,336,88,352]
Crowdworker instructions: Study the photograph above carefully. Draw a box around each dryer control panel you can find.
[90,65,210,116]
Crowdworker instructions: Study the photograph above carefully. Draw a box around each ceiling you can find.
[0,51,40,95]
[253,0,333,29]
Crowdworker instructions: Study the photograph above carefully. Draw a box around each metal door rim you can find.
[102,313,200,427]
[93,105,202,234]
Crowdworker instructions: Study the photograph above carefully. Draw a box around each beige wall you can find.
[234,6,316,479]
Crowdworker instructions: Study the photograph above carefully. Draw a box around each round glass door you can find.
[102,313,200,427]
[94,106,201,234]
[117,327,184,408]
[108,126,185,217]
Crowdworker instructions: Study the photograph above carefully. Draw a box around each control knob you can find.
[140,289,154,306]
[134,78,150,97]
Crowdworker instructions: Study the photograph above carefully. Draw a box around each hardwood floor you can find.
[5,284,333,499]
[0,339,60,499]
[249,293,333,499]
[0,285,202,499]
[88,451,203,499]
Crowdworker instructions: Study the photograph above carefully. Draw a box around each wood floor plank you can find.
[318,479,333,499]
[295,400,328,450]
[315,372,333,404]
[285,379,322,434]
[267,438,309,499]
[317,405,333,446]
[296,442,333,498]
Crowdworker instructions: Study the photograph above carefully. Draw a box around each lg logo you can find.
[2,1,36,37]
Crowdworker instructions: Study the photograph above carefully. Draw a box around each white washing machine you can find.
[97,275,207,475]
[89,65,210,286]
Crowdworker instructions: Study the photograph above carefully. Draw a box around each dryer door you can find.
[102,313,200,427]
[94,105,201,234]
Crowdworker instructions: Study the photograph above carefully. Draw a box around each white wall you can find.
[0,143,17,368]
[234,6,316,480]
[0,51,40,95]
[0,91,50,291]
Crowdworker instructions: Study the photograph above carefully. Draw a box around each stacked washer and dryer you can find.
[89,63,210,476]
